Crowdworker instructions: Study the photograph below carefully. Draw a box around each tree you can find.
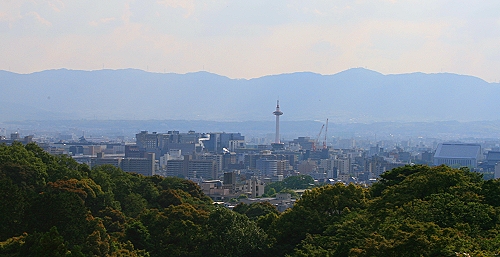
[232,202,249,215]
[159,177,211,204]
[350,219,472,257]
[108,241,150,257]
[283,175,315,189]
[289,234,333,257]
[263,187,276,197]
[203,207,270,257]
[256,212,278,232]
[265,181,285,196]
[125,220,151,250]
[277,188,299,198]
[0,233,26,257]
[398,193,496,235]
[348,165,494,256]
[20,227,68,257]
[0,170,31,240]
[264,175,315,196]
[0,143,48,190]
[270,183,368,256]
[25,143,86,181]
[370,165,484,217]
[370,164,428,197]
[139,204,208,257]
[97,207,126,235]
[234,202,279,220]
[155,189,184,208]
[481,178,500,207]
[26,179,95,246]
[82,219,111,257]
[121,193,148,218]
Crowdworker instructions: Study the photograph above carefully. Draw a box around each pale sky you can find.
[1,1,499,82]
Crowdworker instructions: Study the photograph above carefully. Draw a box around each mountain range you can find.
[1,68,499,123]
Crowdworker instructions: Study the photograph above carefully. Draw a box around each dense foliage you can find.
[2,143,500,256]
[263,174,315,197]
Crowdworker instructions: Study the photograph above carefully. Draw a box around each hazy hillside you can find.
[1,68,499,122]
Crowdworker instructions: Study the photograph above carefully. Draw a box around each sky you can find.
[1,1,499,82]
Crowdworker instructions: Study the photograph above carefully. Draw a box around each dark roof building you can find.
[433,143,481,169]
[486,151,500,165]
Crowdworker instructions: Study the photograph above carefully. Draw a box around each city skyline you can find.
[1,1,500,82]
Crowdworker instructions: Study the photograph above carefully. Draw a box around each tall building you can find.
[165,156,217,179]
[165,159,186,177]
[486,151,500,164]
[243,177,265,198]
[135,130,203,157]
[291,137,315,151]
[125,144,142,158]
[333,158,351,175]
[136,131,159,149]
[121,153,155,176]
[188,159,217,179]
[198,153,223,174]
[92,152,155,176]
[256,158,278,177]
[203,132,245,153]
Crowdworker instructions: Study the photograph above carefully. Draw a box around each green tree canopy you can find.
[233,201,279,220]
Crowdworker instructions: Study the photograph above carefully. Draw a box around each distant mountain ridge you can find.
[0,68,498,123]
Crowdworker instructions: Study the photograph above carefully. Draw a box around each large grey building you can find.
[433,143,481,169]
[92,152,155,176]
[135,130,204,158]
[165,156,217,179]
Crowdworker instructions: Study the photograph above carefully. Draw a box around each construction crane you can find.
[312,124,324,152]
[323,118,329,150]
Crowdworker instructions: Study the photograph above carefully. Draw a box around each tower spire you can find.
[272,100,284,147]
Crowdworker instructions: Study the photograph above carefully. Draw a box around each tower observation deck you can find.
[272,100,284,150]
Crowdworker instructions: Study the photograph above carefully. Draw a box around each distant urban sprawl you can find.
[2,102,500,207]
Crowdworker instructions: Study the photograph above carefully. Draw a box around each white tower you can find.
[272,101,284,150]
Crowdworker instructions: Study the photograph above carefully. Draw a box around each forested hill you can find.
[1,68,500,122]
[3,143,500,256]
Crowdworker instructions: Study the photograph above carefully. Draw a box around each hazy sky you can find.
[1,1,499,81]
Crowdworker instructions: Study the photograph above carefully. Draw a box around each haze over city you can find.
[5,2,500,256]
[1,1,500,82]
